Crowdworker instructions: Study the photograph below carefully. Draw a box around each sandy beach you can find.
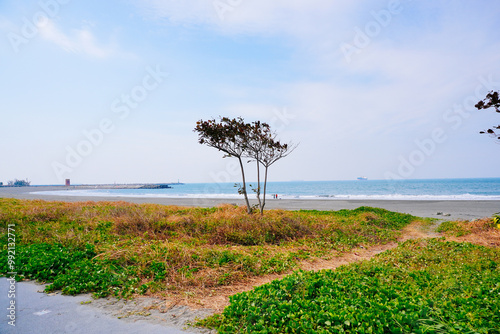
[1,186,499,221]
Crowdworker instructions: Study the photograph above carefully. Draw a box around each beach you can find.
[1,186,499,221]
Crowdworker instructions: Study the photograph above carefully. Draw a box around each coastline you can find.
[1,186,499,221]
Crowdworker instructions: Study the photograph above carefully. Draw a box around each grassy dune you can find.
[2,198,499,333]
[1,198,415,298]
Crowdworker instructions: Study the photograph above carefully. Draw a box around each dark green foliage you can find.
[201,239,500,333]
[0,243,138,297]
[476,90,500,140]
[16,243,96,281]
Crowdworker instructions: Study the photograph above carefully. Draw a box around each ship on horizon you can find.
[357,176,368,181]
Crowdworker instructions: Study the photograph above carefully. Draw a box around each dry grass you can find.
[191,219,500,314]
[159,220,439,312]
[438,218,500,248]
[0,198,419,308]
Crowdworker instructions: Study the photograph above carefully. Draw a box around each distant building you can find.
[65,179,70,186]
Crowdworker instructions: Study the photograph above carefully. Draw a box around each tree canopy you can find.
[195,117,253,213]
[475,90,500,140]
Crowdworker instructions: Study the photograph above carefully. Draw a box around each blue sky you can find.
[1,0,500,185]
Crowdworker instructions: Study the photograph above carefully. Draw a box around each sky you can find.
[1,0,500,185]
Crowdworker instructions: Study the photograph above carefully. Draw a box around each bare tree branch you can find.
[243,121,297,214]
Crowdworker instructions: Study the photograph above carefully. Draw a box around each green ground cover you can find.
[2,198,498,333]
[201,239,500,333]
[0,198,417,299]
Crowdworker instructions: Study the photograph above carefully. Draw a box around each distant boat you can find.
[357,176,368,181]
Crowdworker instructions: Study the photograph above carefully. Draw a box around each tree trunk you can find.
[238,156,252,214]
[261,166,269,215]
[255,161,262,214]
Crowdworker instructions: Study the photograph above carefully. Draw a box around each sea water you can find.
[32,178,500,201]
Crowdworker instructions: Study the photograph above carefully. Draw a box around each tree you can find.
[243,121,270,212]
[194,117,253,213]
[244,121,296,214]
[475,90,500,141]
[194,117,296,215]
[7,178,31,187]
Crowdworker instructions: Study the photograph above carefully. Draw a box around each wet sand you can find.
[1,186,499,221]
[0,278,212,334]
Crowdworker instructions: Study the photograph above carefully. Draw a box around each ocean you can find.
[33,178,500,201]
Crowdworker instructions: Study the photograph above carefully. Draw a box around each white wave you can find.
[277,193,500,201]
[30,190,500,201]
[31,190,246,199]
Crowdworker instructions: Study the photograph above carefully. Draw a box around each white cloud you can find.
[138,0,357,36]
[37,19,117,58]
